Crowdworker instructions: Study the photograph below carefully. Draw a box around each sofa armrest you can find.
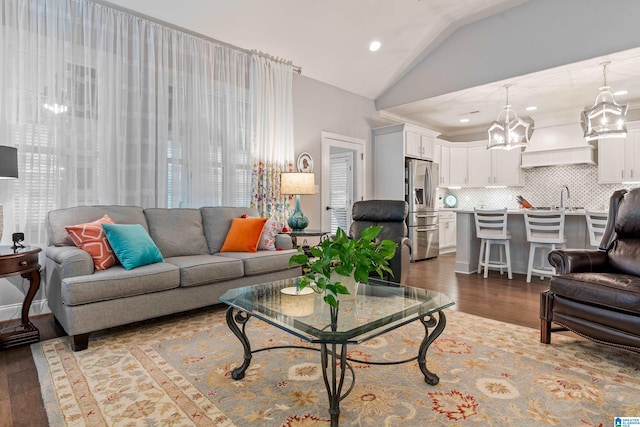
[45,245,95,278]
[275,233,293,250]
[548,249,610,274]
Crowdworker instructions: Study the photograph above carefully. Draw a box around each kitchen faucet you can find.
[560,185,570,209]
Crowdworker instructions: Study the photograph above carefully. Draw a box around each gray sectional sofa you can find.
[45,205,300,351]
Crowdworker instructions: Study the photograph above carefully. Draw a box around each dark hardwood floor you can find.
[0,253,551,426]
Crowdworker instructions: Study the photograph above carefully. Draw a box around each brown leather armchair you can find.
[541,188,640,352]
[349,200,411,284]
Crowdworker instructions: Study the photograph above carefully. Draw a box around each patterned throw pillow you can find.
[258,218,284,251]
[65,215,116,271]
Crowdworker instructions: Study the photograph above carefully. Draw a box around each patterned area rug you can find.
[32,306,640,426]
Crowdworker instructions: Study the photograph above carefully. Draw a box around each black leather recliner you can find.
[541,187,640,352]
[349,200,411,284]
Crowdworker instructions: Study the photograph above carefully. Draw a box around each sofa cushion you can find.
[164,254,244,288]
[47,205,148,247]
[102,223,164,270]
[65,215,117,271]
[144,208,209,257]
[550,272,640,314]
[61,262,180,306]
[200,207,260,254]
[220,217,268,252]
[218,249,298,276]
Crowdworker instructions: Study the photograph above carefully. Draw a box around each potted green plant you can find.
[288,226,397,309]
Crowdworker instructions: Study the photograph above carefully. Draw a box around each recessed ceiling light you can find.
[459,118,470,123]
[614,90,628,96]
[526,106,537,111]
[369,41,381,52]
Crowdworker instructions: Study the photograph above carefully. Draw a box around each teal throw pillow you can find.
[102,223,164,270]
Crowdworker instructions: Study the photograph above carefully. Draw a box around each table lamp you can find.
[0,146,19,242]
[281,172,315,231]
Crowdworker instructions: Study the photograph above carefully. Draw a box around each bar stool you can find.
[474,208,512,279]
[585,209,608,248]
[524,209,566,283]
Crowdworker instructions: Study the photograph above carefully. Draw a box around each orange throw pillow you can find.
[220,217,268,252]
[65,215,117,271]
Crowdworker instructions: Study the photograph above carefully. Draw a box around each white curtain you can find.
[0,0,294,244]
[250,55,295,221]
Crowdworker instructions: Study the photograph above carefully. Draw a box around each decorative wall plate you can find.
[297,152,314,172]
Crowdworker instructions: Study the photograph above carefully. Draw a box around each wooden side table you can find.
[0,245,42,350]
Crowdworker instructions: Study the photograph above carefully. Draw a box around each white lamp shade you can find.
[281,172,315,195]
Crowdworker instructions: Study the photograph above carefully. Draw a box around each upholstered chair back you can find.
[601,187,640,276]
[348,200,408,243]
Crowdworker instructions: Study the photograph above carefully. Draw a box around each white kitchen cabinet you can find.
[492,148,524,186]
[598,125,640,183]
[405,130,435,160]
[434,141,450,187]
[467,145,492,186]
[468,144,524,186]
[439,210,456,253]
[448,146,468,187]
[451,142,523,187]
[372,124,440,199]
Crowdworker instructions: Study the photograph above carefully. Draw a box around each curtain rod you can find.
[92,0,302,74]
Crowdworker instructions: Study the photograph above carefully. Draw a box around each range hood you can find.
[521,145,595,168]
[520,120,596,168]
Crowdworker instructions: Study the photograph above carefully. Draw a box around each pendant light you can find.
[581,62,628,141]
[487,85,533,150]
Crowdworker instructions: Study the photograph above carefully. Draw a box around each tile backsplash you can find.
[438,164,633,211]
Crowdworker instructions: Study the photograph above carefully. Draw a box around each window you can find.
[329,152,354,234]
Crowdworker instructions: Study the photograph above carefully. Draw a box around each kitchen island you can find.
[455,209,605,276]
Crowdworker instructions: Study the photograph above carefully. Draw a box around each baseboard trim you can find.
[0,299,50,323]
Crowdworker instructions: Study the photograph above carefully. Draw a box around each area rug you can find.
[32,306,640,426]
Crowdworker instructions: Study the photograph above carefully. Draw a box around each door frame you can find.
[320,131,366,232]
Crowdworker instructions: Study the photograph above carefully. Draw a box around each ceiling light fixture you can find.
[526,106,537,111]
[486,85,533,150]
[581,62,628,141]
[369,40,381,52]
[460,118,470,123]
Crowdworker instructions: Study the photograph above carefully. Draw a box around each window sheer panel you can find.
[249,57,295,221]
[1,0,294,243]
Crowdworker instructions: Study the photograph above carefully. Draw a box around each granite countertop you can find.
[455,208,608,215]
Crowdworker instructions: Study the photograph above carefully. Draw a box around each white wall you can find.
[292,75,379,229]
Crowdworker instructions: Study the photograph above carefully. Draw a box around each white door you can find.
[329,151,354,234]
[321,132,365,233]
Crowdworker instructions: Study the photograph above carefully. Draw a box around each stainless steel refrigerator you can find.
[405,158,439,261]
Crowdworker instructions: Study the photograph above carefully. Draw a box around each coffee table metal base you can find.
[225,306,447,426]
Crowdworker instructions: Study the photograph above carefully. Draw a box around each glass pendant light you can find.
[581,62,628,141]
[487,85,533,150]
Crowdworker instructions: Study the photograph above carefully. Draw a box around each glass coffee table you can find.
[219,277,454,427]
